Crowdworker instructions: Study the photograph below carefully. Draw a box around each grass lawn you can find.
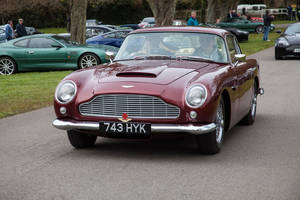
[272,20,297,24]
[240,32,280,56]
[39,27,67,34]
[0,31,281,119]
[0,71,71,118]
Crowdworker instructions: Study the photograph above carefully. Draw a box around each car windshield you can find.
[115,32,228,63]
[285,24,300,35]
[51,35,75,46]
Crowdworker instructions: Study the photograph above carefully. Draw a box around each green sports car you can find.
[0,34,119,75]
[217,18,275,33]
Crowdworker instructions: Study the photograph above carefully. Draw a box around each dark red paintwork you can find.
[54,27,260,135]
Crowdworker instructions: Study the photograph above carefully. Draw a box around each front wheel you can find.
[196,98,225,154]
[0,57,17,75]
[67,130,97,148]
[78,53,100,69]
[255,25,263,33]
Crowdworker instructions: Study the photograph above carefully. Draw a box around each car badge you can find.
[118,113,132,122]
[122,85,134,88]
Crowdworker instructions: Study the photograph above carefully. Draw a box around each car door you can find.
[10,38,30,68]
[25,37,66,70]
[226,35,254,122]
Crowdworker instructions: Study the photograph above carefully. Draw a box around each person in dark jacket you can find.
[263,10,274,41]
[16,18,27,38]
[187,11,199,26]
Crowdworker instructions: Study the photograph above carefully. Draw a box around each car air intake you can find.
[79,94,180,119]
[116,72,156,78]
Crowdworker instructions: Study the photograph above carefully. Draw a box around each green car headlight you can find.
[55,80,77,104]
[185,84,208,108]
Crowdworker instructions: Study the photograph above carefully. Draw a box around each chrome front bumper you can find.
[52,119,216,135]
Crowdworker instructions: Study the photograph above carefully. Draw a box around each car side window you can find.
[104,33,116,38]
[14,39,29,47]
[226,35,237,62]
[233,37,242,54]
[28,38,58,48]
[115,31,128,39]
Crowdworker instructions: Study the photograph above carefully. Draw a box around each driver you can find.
[194,35,223,61]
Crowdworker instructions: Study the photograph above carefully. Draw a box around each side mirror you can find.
[105,51,115,63]
[51,44,63,49]
[234,54,246,63]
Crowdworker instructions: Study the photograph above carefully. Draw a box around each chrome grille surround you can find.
[79,94,180,119]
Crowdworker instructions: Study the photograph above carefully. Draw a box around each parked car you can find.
[25,27,41,35]
[103,24,132,31]
[86,19,102,26]
[202,24,249,41]
[0,28,5,43]
[138,17,155,28]
[52,26,264,154]
[0,34,119,75]
[275,23,300,59]
[86,25,115,39]
[86,30,131,48]
[217,17,275,33]
[173,20,187,26]
[120,24,140,30]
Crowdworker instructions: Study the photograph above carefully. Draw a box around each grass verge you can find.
[0,31,281,119]
[272,20,297,24]
[39,27,67,34]
[0,71,71,118]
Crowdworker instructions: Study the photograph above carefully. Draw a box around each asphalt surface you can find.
[1,47,300,200]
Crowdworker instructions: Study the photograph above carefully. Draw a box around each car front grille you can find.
[79,94,180,119]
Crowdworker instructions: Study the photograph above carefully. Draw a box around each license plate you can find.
[99,122,151,138]
[293,48,300,53]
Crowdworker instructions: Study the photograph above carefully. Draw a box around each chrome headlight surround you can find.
[55,80,77,104]
[276,38,289,47]
[185,84,208,108]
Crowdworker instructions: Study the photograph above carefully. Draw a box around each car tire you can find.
[240,82,257,125]
[255,25,263,33]
[78,53,100,69]
[196,97,225,154]
[67,130,97,148]
[0,56,17,75]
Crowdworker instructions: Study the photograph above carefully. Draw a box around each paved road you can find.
[1,47,300,200]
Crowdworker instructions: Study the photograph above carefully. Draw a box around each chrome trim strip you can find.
[52,119,216,135]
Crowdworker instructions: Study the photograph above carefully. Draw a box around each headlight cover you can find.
[55,80,77,104]
[185,84,208,108]
[276,38,289,47]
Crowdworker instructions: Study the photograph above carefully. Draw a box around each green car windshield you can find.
[115,32,229,63]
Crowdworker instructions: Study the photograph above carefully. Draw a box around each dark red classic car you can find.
[53,27,264,154]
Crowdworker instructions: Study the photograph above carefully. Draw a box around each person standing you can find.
[5,20,14,41]
[187,11,199,26]
[16,18,27,38]
[263,10,274,42]
[288,5,292,20]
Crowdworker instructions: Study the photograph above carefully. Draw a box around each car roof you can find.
[131,26,229,38]
[86,25,114,29]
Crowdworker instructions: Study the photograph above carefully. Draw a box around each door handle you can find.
[27,50,34,54]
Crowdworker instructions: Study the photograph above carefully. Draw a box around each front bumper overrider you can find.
[52,119,216,135]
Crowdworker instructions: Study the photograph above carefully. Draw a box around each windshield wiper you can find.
[177,56,214,63]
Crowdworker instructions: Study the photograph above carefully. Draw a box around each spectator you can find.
[288,5,292,20]
[232,10,239,18]
[263,10,274,42]
[5,20,14,41]
[187,11,199,26]
[16,18,27,38]
[298,9,300,21]
[292,6,296,20]
[227,10,234,21]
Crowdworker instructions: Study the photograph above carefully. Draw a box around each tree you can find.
[205,0,240,23]
[146,0,177,26]
[70,0,87,44]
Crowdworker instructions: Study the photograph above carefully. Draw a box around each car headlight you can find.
[185,85,208,108]
[276,38,289,47]
[55,80,77,104]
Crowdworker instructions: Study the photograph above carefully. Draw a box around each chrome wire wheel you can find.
[215,100,225,145]
[251,88,258,118]
[79,54,99,69]
[0,57,16,75]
